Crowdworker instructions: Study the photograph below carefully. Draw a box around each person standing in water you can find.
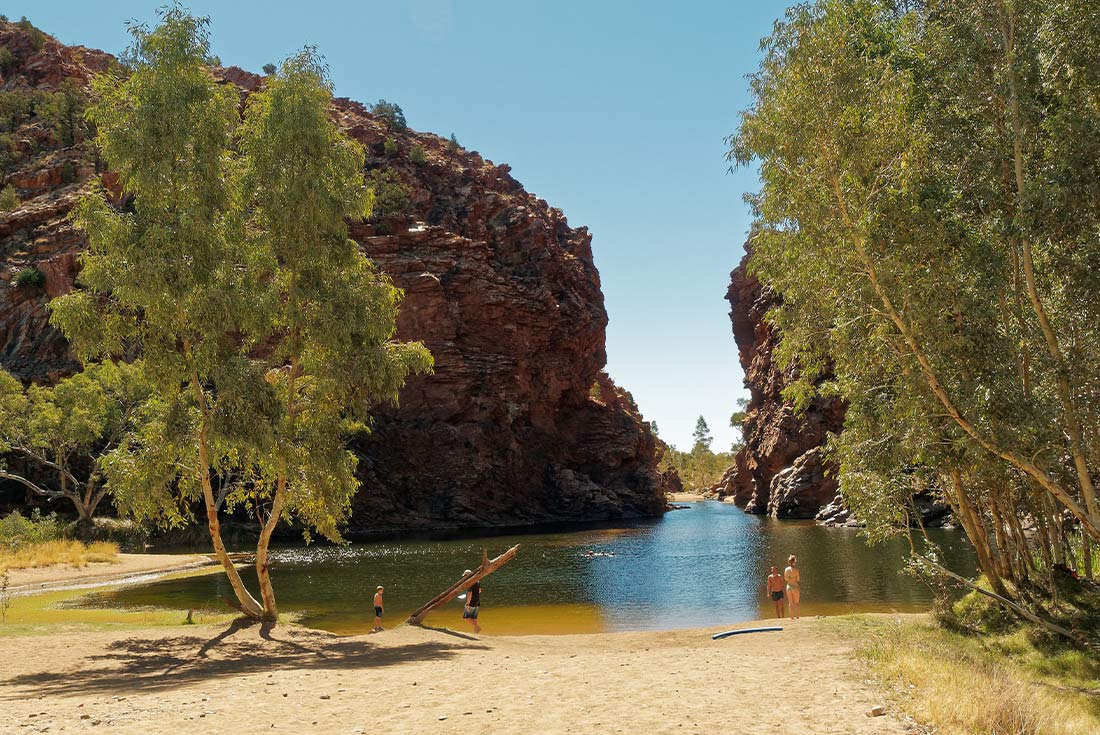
[766,565,786,618]
[784,555,801,619]
[372,585,385,632]
[462,569,482,634]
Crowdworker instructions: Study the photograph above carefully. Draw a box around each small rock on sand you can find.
[866,705,886,717]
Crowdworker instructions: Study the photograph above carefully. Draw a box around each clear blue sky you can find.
[15,1,791,451]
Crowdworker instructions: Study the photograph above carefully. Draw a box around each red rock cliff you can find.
[712,250,845,518]
[0,22,670,531]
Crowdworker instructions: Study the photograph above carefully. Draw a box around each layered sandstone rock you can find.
[0,21,670,531]
[711,251,845,518]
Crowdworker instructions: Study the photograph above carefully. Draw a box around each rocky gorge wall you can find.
[714,251,953,528]
[0,22,671,532]
[710,250,845,520]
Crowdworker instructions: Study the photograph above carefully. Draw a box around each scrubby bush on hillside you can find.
[14,267,44,288]
[383,137,398,156]
[16,17,46,51]
[39,80,87,145]
[409,144,427,164]
[0,184,18,211]
[0,91,36,133]
[371,99,407,130]
[366,168,411,219]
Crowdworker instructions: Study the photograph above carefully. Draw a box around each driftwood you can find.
[406,545,520,625]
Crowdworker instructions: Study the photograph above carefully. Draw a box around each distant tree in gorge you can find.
[729,397,747,428]
[692,416,712,454]
[262,62,276,75]
[649,421,659,437]
[49,8,431,621]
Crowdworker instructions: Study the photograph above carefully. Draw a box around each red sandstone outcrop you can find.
[711,250,845,518]
[0,21,671,531]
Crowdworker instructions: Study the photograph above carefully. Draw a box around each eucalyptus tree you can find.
[0,361,147,525]
[50,8,431,621]
[233,50,432,619]
[48,7,267,616]
[729,0,1100,597]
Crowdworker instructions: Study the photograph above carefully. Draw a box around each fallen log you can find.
[406,545,519,625]
[914,554,1085,646]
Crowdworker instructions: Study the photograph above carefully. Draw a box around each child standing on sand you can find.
[784,555,801,619]
[373,585,385,632]
[766,566,786,618]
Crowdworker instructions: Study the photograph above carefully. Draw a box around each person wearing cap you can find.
[372,585,385,632]
[461,570,481,634]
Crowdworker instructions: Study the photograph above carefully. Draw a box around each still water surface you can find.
[82,501,977,635]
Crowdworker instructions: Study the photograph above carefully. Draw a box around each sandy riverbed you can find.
[5,553,215,594]
[0,614,912,735]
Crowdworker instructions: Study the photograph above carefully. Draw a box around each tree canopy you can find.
[730,0,1100,604]
[49,7,431,620]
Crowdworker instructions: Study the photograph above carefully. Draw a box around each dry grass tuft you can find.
[860,621,1099,735]
[0,540,120,572]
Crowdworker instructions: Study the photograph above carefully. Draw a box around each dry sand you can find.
[0,616,911,735]
[6,553,215,594]
[667,492,709,502]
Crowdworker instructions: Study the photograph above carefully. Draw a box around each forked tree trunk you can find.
[255,477,286,621]
[192,377,264,620]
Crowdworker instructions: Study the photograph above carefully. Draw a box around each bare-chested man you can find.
[784,555,801,619]
[766,565,786,618]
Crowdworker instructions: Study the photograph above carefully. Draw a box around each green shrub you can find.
[0,184,18,211]
[951,587,1018,634]
[14,266,45,289]
[0,90,36,133]
[262,62,276,75]
[383,137,398,156]
[0,510,68,552]
[0,47,13,72]
[60,160,75,183]
[409,144,427,164]
[16,17,46,51]
[39,80,86,145]
[366,169,411,220]
[448,133,461,151]
[371,99,407,130]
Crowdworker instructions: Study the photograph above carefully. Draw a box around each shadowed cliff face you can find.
[0,23,670,531]
[712,251,844,519]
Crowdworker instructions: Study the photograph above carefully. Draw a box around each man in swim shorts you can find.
[784,555,801,619]
[766,565,786,618]
[373,585,385,632]
[462,569,482,634]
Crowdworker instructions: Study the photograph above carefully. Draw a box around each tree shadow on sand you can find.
[1,618,486,699]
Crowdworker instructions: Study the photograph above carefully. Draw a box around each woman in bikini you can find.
[766,565,786,618]
[784,555,801,619]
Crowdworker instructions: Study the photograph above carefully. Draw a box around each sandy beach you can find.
[5,553,216,595]
[667,492,709,502]
[0,614,911,735]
